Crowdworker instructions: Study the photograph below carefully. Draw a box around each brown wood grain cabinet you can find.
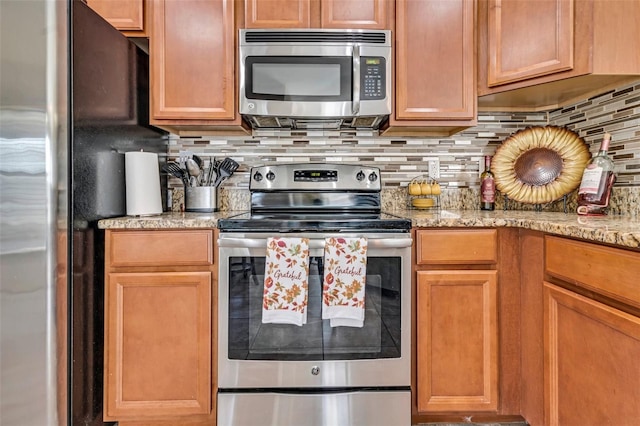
[386,0,476,137]
[86,0,148,36]
[415,229,499,415]
[103,229,218,425]
[417,270,498,412]
[244,0,390,29]
[149,0,246,135]
[543,236,640,426]
[478,0,640,111]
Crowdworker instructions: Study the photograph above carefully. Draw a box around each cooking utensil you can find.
[178,150,193,168]
[186,158,201,186]
[213,157,239,188]
[162,162,189,187]
[205,158,216,186]
[192,154,204,169]
[193,154,205,182]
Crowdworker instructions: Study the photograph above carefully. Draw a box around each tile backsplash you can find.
[168,79,640,215]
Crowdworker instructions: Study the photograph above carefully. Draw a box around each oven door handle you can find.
[218,237,413,249]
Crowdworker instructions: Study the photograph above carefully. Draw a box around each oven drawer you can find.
[218,390,410,426]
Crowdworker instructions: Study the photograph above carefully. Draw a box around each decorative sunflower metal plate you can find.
[492,126,590,204]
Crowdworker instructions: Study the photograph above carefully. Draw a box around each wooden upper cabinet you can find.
[244,0,390,29]
[150,0,240,128]
[320,0,389,29]
[245,0,313,28]
[388,0,476,135]
[487,0,574,87]
[86,0,148,36]
[478,0,640,110]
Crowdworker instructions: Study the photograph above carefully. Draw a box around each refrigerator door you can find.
[1,1,167,425]
[0,0,68,424]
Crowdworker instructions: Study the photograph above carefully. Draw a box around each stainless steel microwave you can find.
[239,29,392,130]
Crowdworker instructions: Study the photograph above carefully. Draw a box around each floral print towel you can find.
[262,237,310,326]
[322,237,368,328]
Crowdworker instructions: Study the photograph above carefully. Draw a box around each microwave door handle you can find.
[352,45,360,115]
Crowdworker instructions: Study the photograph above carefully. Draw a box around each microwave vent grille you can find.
[244,31,388,45]
[247,116,293,128]
[352,116,384,128]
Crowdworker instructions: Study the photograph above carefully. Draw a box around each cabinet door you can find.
[544,283,640,425]
[86,0,145,33]
[245,0,314,28]
[321,0,390,29]
[486,0,574,87]
[151,0,235,121]
[244,0,388,29]
[417,270,498,412]
[393,0,476,123]
[104,271,212,420]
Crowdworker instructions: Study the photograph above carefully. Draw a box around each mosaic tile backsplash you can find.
[167,80,640,216]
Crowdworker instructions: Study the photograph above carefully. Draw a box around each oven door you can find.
[217,232,412,389]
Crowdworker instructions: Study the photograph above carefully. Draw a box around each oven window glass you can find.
[227,256,401,361]
[246,56,351,102]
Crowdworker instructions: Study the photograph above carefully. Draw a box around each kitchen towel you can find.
[125,151,163,216]
[322,237,368,328]
[262,237,310,326]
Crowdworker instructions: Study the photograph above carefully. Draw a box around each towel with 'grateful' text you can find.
[262,237,310,326]
[322,237,368,327]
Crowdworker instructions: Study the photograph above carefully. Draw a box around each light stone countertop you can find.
[98,209,640,249]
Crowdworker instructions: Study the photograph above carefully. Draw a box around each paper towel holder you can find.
[125,150,163,216]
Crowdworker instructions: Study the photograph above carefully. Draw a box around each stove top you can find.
[219,163,410,233]
[218,211,411,233]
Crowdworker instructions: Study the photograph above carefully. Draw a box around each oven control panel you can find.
[250,163,381,191]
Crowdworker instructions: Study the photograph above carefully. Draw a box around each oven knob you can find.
[266,171,276,181]
[356,171,366,181]
[311,366,320,376]
[253,171,263,182]
[368,172,378,182]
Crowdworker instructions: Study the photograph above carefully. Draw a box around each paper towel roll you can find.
[125,151,162,216]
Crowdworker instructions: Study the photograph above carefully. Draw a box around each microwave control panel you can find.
[360,57,386,100]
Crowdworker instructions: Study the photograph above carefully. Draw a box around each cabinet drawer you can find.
[416,229,498,265]
[108,230,213,267]
[545,236,640,309]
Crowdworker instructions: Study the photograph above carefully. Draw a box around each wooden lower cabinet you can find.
[414,228,508,421]
[544,282,640,425]
[417,270,498,412]
[104,229,217,424]
[105,272,211,419]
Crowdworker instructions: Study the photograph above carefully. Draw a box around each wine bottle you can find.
[480,155,496,211]
[577,133,616,216]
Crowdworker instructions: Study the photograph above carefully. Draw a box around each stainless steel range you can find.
[217,163,412,426]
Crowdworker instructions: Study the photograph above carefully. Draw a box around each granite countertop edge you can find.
[98,209,640,249]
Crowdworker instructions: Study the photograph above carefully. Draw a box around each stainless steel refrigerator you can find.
[0,1,168,424]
